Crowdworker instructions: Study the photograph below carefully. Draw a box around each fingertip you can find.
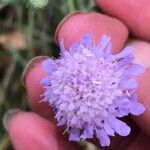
[22,56,49,87]
[127,39,150,136]
[95,0,150,41]
[3,109,22,130]
[7,112,80,150]
[22,56,54,120]
[55,11,82,44]
[55,11,128,53]
[129,40,150,68]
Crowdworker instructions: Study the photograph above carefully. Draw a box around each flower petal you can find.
[95,128,110,147]
[69,128,80,141]
[110,117,131,136]
[60,39,66,55]
[126,64,145,76]
[69,42,78,54]
[112,99,131,117]
[130,102,145,115]
[40,77,51,86]
[57,117,67,126]
[114,46,133,59]
[116,98,131,108]
[121,78,137,89]
[116,54,134,70]
[43,59,56,74]
[105,43,112,54]
[80,123,94,139]
[103,119,115,136]
[95,35,111,56]
[80,33,93,50]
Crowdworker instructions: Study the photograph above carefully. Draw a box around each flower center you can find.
[51,47,123,127]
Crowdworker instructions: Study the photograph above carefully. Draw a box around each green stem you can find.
[0,134,10,150]
[27,8,35,58]
[67,0,75,12]
[2,59,16,91]
[16,4,23,28]
[0,59,16,108]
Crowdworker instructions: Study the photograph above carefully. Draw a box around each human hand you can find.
[4,1,150,150]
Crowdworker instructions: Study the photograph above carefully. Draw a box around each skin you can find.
[56,11,128,53]
[95,0,150,41]
[6,3,150,150]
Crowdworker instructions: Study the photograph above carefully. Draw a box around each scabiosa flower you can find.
[41,34,145,147]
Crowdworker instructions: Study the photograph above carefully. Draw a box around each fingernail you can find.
[55,11,82,44]
[21,56,49,88]
[3,109,21,130]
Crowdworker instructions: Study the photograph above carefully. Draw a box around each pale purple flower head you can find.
[41,34,145,147]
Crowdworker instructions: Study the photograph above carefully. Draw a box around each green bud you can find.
[28,0,49,8]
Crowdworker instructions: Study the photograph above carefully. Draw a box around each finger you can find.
[94,0,150,41]
[127,40,150,135]
[55,11,128,53]
[4,110,81,150]
[22,56,55,120]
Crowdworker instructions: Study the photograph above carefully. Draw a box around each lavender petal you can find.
[96,129,110,147]
[43,59,56,74]
[69,128,80,141]
[121,78,137,89]
[80,33,92,50]
[40,77,51,86]
[114,46,133,59]
[103,119,115,136]
[80,123,94,139]
[126,64,145,76]
[95,35,111,56]
[116,54,134,70]
[110,117,131,136]
[130,102,145,115]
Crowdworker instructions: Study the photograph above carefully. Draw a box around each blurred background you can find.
[0,0,100,149]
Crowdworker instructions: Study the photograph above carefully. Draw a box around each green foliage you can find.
[0,0,99,149]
